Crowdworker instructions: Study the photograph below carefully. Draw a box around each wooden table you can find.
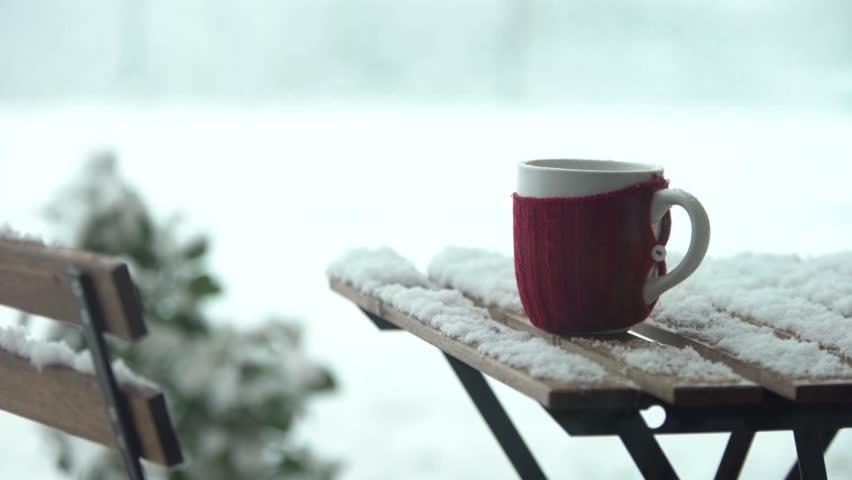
[330,275,852,480]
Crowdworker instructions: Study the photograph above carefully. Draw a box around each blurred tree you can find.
[43,151,337,480]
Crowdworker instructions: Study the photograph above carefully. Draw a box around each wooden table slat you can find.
[432,269,852,404]
[330,279,644,410]
[633,321,852,403]
[453,292,765,406]
[0,239,146,340]
[719,309,852,366]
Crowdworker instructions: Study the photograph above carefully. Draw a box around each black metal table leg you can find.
[617,413,679,480]
[714,430,754,480]
[360,307,400,330]
[550,408,677,479]
[354,307,852,480]
[791,422,830,480]
[444,353,547,480]
[785,429,838,480]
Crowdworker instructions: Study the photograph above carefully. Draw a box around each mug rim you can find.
[521,159,662,174]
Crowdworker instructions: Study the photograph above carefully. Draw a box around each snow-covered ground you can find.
[1,102,851,478]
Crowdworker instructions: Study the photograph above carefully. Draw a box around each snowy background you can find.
[2,1,852,478]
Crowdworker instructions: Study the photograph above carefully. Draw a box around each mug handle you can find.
[643,188,711,303]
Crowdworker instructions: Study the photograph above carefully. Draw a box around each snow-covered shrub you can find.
[44,152,336,480]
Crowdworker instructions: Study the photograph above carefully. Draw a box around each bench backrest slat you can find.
[0,346,182,466]
[0,238,182,468]
[0,239,146,340]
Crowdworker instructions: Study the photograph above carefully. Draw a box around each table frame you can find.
[361,308,847,480]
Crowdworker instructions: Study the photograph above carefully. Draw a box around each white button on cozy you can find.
[651,244,667,262]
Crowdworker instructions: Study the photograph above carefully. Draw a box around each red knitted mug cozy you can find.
[513,175,671,334]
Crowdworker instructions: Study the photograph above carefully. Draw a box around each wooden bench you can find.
[0,238,182,479]
[328,248,852,480]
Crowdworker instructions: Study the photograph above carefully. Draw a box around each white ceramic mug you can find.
[517,159,710,303]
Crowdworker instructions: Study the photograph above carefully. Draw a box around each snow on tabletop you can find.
[651,285,852,378]
[581,339,743,382]
[428,247,524,313]
[328,248,610,383]
[659,253,852,356]
[0,325,156,390]
[327,248,431,292]
[428,247,852,380]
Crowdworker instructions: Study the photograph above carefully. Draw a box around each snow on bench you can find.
[0,235,182,467]
[0,223,47,246]
[0,229,151,385]
[0,325,154,390]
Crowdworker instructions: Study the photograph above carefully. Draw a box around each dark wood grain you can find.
[0,239,146,340]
